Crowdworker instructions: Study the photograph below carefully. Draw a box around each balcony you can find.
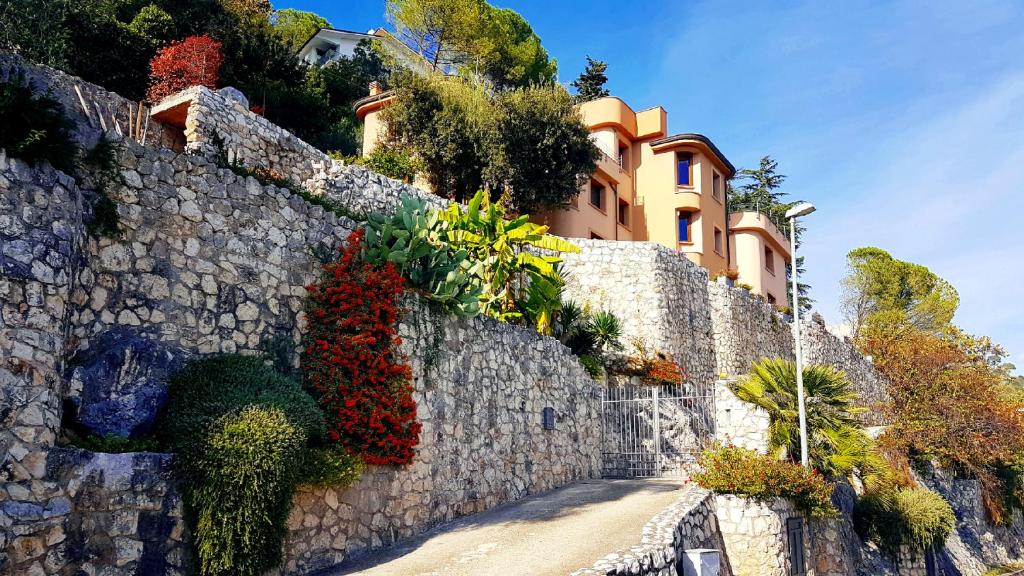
[579,97,638,137]
[595,148,630,184]
[728,205,792,258]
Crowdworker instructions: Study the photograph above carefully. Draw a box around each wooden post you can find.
[74,85,94,127]
[93,100,108,131]
[136,102,145,143]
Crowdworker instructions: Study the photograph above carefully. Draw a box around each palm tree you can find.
[732,358,884,479]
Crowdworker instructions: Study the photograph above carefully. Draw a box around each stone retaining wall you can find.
[560,240,717,393]
[708,280,793,378]
[0,53,175,150]
[2,130,601,574]
[713,379,770,452]
[283,301,601,573]
[800,319,889,423]
[179,85,446,217]
[715,495,811,576]
[571,486,730,576]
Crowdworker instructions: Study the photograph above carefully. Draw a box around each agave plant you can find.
[439,190,579,325]
[732,358,876,478]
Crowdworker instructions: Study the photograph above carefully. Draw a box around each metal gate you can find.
[600,381,715,478]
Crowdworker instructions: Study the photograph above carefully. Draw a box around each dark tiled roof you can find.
[649,133,735,175]
[352,90,394,113]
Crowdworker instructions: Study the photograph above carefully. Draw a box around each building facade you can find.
[354,91,792,301]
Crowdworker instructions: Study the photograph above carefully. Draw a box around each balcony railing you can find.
[597,148,627,173]
[728,201,792,237]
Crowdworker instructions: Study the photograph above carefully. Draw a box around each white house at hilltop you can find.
[297,28,378,66]
[297,28,431,74]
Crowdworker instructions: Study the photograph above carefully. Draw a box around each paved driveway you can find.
[332,479,681,576]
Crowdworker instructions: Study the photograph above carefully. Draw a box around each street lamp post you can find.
[785,202,816,468]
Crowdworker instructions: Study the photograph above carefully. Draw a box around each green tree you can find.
[728,155,814,312]
[272,8,329,52]
[382,72,497,202]
[128,4,176,45]
[386,0,555,88]
[0,0,72,68]
[386,0,484,72]
[570,56,609,102]
[841,247,959,337]
[492,83,598,213]
[476,6,556,88]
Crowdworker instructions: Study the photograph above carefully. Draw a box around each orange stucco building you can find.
[354,92,792,301]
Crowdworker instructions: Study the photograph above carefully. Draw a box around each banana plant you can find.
[439,190,579,327]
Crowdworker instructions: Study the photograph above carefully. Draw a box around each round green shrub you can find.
[296,445,364,487]
[190,406,304,576]
[155,354,326,453]
[854,487,955,556]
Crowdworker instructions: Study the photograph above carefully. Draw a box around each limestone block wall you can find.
[713,379,770,452]
[708,280,794,378]
[3,104,601,573]
[284,302,601,573]
[715,495,812,576]
[571,487,731,576]
[800,319,889,423]
[560,240,717,392]
[0,153,85,575]
[68,141,352,357]
[179,85,447,217]
[0,53,175,150]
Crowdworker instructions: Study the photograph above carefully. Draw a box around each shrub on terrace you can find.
[147,34,223,102]
[0,75,77,174]
[556,302,623,378]
[155,355,355,576]
[358,143,421,184]
[439,190,579,326]
[694,444,836,517]
[854,487,956,556]
[191,406,303,576]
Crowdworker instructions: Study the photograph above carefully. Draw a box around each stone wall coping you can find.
[569,485,713,576]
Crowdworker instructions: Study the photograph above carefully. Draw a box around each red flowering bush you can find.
[147,35,223,102]
[694,445,836,517]
[302,229,421,465]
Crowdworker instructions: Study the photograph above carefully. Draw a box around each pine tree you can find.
[571,56,609,102]
[726,155,814,312]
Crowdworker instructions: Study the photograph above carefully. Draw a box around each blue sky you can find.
[285,0,1024,368]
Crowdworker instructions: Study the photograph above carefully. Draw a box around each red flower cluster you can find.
[146,34,223,102]
[618,353,687,386]
[302,229,421,466]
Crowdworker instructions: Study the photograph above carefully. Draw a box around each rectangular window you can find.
[713,172,722,201]
[618,143,629,170]
[765,246,775,274]
[677,211,691,244]
[714,227,723,254]
[676,152,693,186]
[589,181,605,211]
[767,293,777,305]
[787,517,806,576]
[618,199,629,226]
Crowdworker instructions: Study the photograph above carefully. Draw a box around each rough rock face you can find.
[68,328,188,437]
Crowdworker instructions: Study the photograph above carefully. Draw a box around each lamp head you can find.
[785,202,816,219]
